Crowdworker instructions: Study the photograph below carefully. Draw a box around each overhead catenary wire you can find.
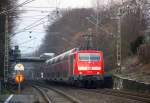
[11,35,42,47]
[10,14,49,37]
[19,46,36,48]
[0,0,37,15]
[22,6,60,8]
[1,0,36,14]
[20,15,49,29]
[11,9,56,12]
[9,15,50,18]
[10,21,48,38]
[6,0,60,37]
[11,17,48,20]
[10,9,60,37]
[10,0,61,50]
[21,21,47,31]
[17,37,37,46]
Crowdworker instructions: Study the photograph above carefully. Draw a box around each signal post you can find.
[14,63,24,93]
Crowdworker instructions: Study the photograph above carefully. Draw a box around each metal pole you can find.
[0,80,1,94]
[115,0,140,73]
[96,0,99,34]
[96,0,99,50]
[4,14,9,84]
[18,82,21,94]
[116,8,122,73]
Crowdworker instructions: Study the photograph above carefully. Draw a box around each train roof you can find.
[78,49,103,53]
[46,48,79,64]
[45,49,103,64]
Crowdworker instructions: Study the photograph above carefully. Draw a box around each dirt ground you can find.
[118,56,150,84]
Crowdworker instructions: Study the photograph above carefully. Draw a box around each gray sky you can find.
[12,0,111,54]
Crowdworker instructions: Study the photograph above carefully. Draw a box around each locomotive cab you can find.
[72,50,105,87]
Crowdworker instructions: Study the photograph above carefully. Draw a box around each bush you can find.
[130,36,144,54]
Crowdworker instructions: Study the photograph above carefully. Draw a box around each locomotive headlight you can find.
[78,66,102,70]
[92,67,102,70]
[78,66,87,70]
[97,72,100,74]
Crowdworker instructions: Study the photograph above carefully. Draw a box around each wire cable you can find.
[22,6,59,8]
[10,15,49,37]
[17,37,37,46]
[10,9,60,37]
[11,9,55,12]
[0,0,37,15]
[10,21,47,38]
[9,15,50,18]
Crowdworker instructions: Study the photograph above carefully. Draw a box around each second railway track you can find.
[80,88,150,103]
[33,81,150,103]
[33,84,82,103]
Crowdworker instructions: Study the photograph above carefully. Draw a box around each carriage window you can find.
[79,53,100,61]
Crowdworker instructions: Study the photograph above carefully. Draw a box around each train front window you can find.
[79,53,100,61]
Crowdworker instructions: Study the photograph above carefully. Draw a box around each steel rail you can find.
[33,83,82,103]
[32,86,52,103]
[81,88,150,103]
[33,81,150,103]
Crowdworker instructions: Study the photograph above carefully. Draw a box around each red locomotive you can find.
[43,48,111,87]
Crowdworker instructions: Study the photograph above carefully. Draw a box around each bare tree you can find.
[36,0,145,70]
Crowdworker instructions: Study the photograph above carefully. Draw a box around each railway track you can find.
[52,86,150,103]
[32,86,52,103]
[33,84,82,103]
[34,81,150,103]
[2,85,50,103]
[81,88,150,103]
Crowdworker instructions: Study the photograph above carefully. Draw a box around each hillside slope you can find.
[116,56,150,84]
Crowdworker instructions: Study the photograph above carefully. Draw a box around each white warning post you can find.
[14,63,24,71]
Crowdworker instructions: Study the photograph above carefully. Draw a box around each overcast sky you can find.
[12,0,111,54]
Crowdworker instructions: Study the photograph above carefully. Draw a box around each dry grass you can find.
[121,56,150,83]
